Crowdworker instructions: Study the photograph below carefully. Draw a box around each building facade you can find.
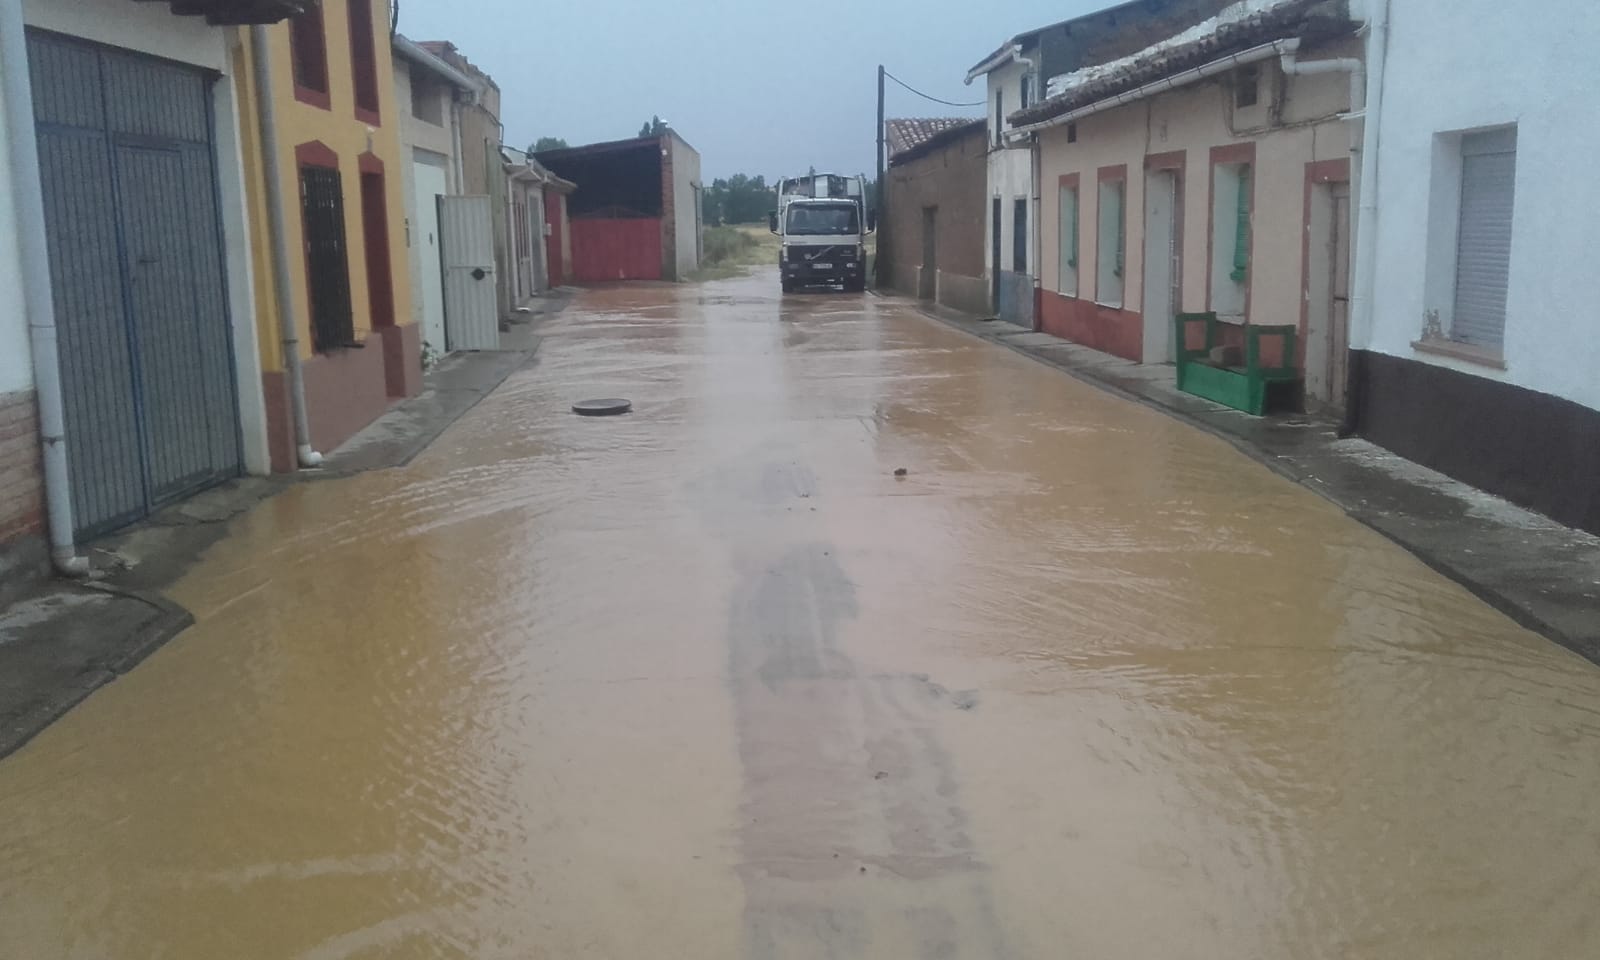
[235,0,419,471]
[882,119,988,315]
[966,0,1236,327]
[1351,0,1600,534]
[537,132,702,283]
[1,0,298,571]
[392,33,477,359]
[1017,0,1358,389]
[967,55,1036,325]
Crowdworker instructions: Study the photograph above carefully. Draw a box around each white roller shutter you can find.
[1452,128,1517,349]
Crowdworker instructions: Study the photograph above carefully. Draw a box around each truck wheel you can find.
[844,278,865,293]
[781,278,795,294]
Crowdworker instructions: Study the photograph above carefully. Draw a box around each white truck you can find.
[768,173,874,293]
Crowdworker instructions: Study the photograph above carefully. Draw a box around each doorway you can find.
[1305,181,1350,409]
[1142,168,1181,363]
[919,206,938,300]
[411,160,448,355]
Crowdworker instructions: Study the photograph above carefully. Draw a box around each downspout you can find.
[1339,0,1389,437]
[0,0,88,575]
[1031,131,1042,331]
[249,24,322,468]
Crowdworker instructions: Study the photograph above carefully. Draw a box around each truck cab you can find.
[769,173,873,293]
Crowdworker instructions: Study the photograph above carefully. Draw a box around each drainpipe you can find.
[1030,131,1042,331]
[1339,0,1390,437]
[249,25,322,468]
[0,0,88,575]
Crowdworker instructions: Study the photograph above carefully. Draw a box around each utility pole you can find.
[874,64,885,287]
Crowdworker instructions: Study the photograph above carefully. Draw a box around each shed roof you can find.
[965,0,1152,81]
[886,118,986,165]
[1009,0,1352,128]
[132,0,307,24]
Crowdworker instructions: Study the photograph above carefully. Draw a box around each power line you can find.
[882,69,985,108]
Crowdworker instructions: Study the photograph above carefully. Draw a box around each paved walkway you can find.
[903,296,1600,663]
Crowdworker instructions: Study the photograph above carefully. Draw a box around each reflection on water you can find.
[0,271,1596,958]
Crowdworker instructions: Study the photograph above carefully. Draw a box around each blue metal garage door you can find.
[28,31,242,538]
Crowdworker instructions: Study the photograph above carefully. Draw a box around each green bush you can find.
[702,225,759,266]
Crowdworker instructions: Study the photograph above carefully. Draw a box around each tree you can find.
[638,115,669,138]
[530,136,569,153]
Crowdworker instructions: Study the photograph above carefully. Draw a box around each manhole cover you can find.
[572,398,632,417]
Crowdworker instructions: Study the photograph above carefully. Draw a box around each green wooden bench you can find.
[1173,312,1300,415]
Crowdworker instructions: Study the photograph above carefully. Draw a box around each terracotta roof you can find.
[886,118,983,160]
[1010,0,1353,127]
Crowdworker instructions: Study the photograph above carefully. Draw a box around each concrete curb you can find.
[902,297,1600,665]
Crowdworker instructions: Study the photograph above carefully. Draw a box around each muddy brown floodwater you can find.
[2,270,1599,958]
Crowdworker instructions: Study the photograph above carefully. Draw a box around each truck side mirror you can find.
[768,211,778,233]
[866,212,877,234]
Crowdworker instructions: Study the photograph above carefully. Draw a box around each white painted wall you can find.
[670,133,701,279]
[0,88,30,393]
[1362,0,1600,410]
[21,0,268,473]
[984,59,1036,283]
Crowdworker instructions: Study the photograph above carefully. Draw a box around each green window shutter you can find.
[1230,166,1251,284]
[1114,183,1125,278]
[1069,191,1078,268]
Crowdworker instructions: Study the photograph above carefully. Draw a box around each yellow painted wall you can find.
[233,2,413,372]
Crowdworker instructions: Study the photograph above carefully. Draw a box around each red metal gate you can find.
[570,217,662,282]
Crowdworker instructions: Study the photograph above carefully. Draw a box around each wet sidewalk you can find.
[0,292,568,760]
[903,296,1600,663]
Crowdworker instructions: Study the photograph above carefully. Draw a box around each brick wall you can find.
[883,125,989,314]
[0,390,43,544]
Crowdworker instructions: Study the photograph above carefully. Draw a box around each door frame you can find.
[1142,151,1185,363]
[1301,158,1353,408]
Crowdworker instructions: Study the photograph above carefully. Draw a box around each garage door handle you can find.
[471,267,487,280]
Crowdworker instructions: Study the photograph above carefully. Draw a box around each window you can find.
[1021,75,1032,110]
[1066,121,1078,144]
[288,5,329,108]
[299,163,355,352]
[1013,198,1028,273]
[1451,128,1516,348]
[1058,181,1079,297]
[359,164,394,332]
[1235,65,1260,108]
[1096,178,1125,306]
[1210,162,1251,319]
[994,89,1004,146]
[348,0,381,123]
[410,72,444,125]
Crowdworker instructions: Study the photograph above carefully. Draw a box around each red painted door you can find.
[570,217,662,282]
[543,190,564,287]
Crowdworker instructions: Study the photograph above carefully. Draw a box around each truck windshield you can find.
[786,204,859,236]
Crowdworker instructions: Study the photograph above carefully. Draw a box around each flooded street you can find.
[2,269,1599,958]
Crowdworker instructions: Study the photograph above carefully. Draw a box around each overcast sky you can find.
[397,0,1104,181]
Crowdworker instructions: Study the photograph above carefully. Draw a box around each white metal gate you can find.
[411,160,448,355]
[439,195,498,351]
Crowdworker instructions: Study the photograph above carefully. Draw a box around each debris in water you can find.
[893,467,908,478]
